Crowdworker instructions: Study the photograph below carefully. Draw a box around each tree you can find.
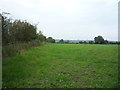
[59,39,64,43]
[104,40,108,44]
[94,35,105,44]
[89,41,94,44]
[79,41,83,44]
[1,14,38,45]
[9,20,37,42]
[37,31,46,42]
[47,37,55,43]
[66,40,70,44]
[83,41,87,44]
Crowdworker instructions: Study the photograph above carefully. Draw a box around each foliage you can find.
[109,41,120,44]
[46,37,55,43]
[89,41,94,44]
[2,40,45,58]
[37,31,46,42]
[104,40,108,44]
[59,39,64,43]
[10,20,37,42]
[64,40,70,44]
[2,15,38,45]
[1,13,54,45]
[94,35,104,44]
[79,41,83,44]
[1,13,55,57]
[79,41,88,44]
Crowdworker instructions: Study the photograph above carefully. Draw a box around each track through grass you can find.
[3,44,118,88]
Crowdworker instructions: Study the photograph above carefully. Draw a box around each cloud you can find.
[0,0,118,40]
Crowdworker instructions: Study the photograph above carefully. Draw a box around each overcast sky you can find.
[0,0,119,41]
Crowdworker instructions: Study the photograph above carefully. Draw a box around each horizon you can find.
[0,0,119,41]
[54,39,119,42]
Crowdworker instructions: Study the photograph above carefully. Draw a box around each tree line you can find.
[1,13,55,46]
[57,36,120,44]
[1,12,119,58]
[1,13,119,45]
[1,12,55,58]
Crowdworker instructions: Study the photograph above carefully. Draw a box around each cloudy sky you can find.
[0,0,119,41]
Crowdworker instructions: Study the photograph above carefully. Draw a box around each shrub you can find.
[2,40,45,58]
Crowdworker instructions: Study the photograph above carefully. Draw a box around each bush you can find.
[2,40,45,58]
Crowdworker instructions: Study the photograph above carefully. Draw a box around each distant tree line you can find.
[57,36,120,44]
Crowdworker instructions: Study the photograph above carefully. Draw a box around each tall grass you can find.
[2,40,46,58]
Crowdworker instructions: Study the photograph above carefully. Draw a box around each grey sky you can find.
[0,0,119,41]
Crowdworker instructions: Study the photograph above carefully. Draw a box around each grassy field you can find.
[3,44,118,88]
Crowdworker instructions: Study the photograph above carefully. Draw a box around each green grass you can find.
[3,44,118,88]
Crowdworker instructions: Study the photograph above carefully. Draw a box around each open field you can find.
[3,44,118,88]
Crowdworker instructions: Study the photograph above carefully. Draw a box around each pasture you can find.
[3,44,118,88]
